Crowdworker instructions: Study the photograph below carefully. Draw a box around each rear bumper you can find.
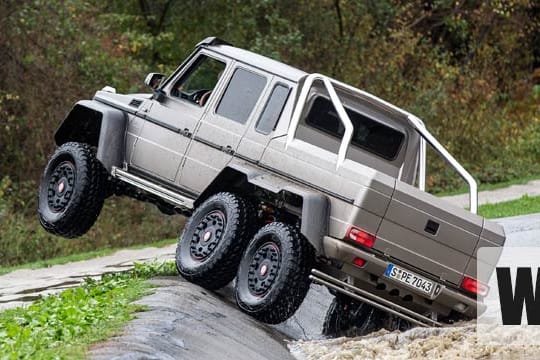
[321,236,482,319]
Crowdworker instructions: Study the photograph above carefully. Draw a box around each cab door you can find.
[130,52,228,184]
[235,78,293,162]
[179,64,269,193]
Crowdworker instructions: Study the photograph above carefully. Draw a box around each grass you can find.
[434,174,540,197]
[0,261,177,359]
[0,238,177,276]
[478,195,540,219]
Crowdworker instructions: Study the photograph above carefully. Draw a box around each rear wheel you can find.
[322,295,385,337]
[176,192,254,290]
[322,294,413,337]
[235,222,313,324]
[38,142,106,238]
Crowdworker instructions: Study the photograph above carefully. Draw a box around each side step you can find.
[309,269,443,328]
[111,167,195,210]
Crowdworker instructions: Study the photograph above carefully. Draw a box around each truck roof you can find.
[205,43,307,83]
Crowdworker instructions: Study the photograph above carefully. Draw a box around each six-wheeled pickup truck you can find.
[38,37,505,334]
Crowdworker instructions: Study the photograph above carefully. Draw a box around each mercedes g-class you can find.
[38,37,505,333]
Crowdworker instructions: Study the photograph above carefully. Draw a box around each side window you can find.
[216,68,267,124]
[255,84,290,134]
[171,55,226,107]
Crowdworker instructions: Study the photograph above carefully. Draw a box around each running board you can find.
[111,167,194,210]
[309,269,443,328]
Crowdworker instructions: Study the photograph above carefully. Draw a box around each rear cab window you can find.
[300,96,405,161]
[255,84,290,134]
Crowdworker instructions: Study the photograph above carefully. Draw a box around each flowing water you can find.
[290,323,540,360]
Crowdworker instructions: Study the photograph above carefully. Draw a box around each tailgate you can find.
[374,181,484,286]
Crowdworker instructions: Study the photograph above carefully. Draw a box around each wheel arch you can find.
[54,100,127,172]
[196,163,329,253]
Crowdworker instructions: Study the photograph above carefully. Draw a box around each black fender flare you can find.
[54,100,127,172]
[227,163,329,254]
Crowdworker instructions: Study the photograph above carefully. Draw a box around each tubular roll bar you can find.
[287,73,478,214]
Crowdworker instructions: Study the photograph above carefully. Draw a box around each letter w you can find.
[497,267,540,325]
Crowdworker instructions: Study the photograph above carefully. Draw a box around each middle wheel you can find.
[235,222,313,324]
[176,192,254,290]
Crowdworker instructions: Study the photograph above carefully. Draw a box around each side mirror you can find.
[144,72,165,90]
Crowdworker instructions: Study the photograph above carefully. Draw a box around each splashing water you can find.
[289,322,540,360]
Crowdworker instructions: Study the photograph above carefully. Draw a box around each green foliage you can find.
[0,261,176,359]
[0,196,183,267]
[479,195,540,219]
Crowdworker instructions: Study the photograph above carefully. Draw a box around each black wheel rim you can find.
[189,210,226,261]
[247,238,281,297]
[47,160,76,213]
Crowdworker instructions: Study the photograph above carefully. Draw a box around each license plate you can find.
[384,263,435,296]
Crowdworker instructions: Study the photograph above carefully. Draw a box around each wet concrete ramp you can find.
[90,277,333,360]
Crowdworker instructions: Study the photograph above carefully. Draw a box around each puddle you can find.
[0,295,41,303]
[104,263,134,268]
[15,280,81,294]
[68,271,114,279]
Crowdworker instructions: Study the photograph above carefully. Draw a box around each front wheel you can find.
[38,142,106,238]
[235,222,313,324]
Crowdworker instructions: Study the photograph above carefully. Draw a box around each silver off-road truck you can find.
[38,37,505,333]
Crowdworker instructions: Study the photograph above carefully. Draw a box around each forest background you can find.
[1,0,539,266]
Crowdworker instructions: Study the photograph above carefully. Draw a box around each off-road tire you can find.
[322,294,385,337]
[176,192,254,290]
[383,313,414,332]
[235,222,313,324]
[38,142,106,238]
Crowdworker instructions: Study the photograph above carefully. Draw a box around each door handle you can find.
[181,128,192,138]
[424,220,439,235]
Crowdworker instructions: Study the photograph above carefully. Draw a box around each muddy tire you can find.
[322,295,385,337]
[235,222,313,324]
[383,313,414,332]
[176,192,254,290]
[38,142,106,238]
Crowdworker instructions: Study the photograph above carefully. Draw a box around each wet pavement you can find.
[90,278,333,360]
[442,178,540,208]
[0,245,176,310]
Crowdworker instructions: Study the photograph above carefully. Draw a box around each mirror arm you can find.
[152,89,166,102]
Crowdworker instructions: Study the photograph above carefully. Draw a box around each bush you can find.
[0,192,183,267]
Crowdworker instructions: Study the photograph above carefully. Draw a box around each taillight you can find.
[352,257,366,268]
[461,276,489,297]
[346,226,376,248]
